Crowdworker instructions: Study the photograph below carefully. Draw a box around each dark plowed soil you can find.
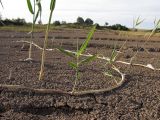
[0,29,160,120]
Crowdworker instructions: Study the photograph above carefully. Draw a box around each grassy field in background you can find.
[0,25,92,32]
[0,25,160,37]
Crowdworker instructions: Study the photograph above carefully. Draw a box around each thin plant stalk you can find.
[26,0,42,60]
[130,19,160,63]
[72,38,79,93]
[28,0,36,60]
[39,8,54,80]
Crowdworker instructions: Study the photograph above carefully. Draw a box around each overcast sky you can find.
[0,0,160,29]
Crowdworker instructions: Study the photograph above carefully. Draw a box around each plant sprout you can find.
[103,44,121,84]
[58,25,97,93]
[26,0,42,61]
[153,17,160,30]
[39,0,56,80]
[133,16,145,30]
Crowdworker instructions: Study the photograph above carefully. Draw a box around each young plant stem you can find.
[39,10,53,80]
[28,20,35,59]
[72,38,79,93]
[72,67,79,93]
[28,0,35,60]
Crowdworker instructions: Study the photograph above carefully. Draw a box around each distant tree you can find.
[61,21,67,25]
[77,17,84,24]
[2,19,12,25]
[13,18,26,25]
[85,18,93,25]
[105,22,109,26]
[1,18,26,26]
[95,23,101,29]
[108,24,129,31]
[53,20,60,26]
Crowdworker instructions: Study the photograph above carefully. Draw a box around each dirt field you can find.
[0,29,160,120]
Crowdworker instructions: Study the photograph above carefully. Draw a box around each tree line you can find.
[0,18,27,26]
[0,16,129,31]
[53,17,129,31]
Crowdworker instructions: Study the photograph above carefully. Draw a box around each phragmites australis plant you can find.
[26,0,42,61]
[39,0,56,80]
[11,0,160,95]
[58,25,97,93]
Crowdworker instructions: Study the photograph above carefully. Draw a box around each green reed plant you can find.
[151,19,160,37]
[103,45,121,84]
[133,16,145,30]
[154,18,157,28]
[131,18,160,63]
[17,18,160,94]
[17,0,160,94]
[26,0,42,61]
[39,0,56,80]
[58,25,97,93]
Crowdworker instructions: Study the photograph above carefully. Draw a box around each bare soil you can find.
[0,29,160,120]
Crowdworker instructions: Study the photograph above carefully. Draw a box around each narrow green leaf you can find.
[37,1,42,22]
[104,71,113,77]
[136,19,145,26]
[135,16,144,27]
[77,25,96,56]
[154,17,157,26]
[155,19,160,28]
[58,48,76,58]
[157,20,160,28]
[33,10,40,24]
[36,0,42,11]
[68,62,77,69]
[149,19,160,38]
[135,16,140,25]
[50,0,56,12]
[27,0,34,14]
[79,55,97,65]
